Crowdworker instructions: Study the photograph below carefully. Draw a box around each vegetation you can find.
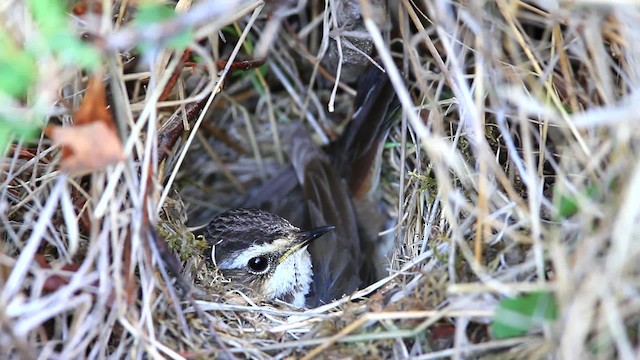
[1,0,639,358]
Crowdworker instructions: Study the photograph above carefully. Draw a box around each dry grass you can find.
[2,0,640,358]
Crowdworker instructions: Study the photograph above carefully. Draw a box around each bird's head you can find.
[206,208,333,307]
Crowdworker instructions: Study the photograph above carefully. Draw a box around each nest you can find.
[2,0,640,358]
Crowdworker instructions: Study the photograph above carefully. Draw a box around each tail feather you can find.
[331,66,400,199]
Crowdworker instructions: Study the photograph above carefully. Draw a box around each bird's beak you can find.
[278,225,335,264]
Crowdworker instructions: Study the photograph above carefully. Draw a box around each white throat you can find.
[263,249,313,307]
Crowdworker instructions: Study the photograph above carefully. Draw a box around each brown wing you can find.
[329,66,400,287]
[290,127,363,306]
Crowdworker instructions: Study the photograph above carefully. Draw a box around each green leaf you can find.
[0,54,37,98]
[555,191,579,219]
[221,25,240,37]
[553,184,599,219]
[384,141,416,150]
[135,3,176,25]
[47,33,101,70]
[28,0,67,33]
[0,116,42,155]
[166,28,193,50]
[27,0,100,70]
[135,3,193,53]
[491,291,558,339]
[0,33,38,97]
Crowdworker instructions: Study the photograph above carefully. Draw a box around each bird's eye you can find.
[247,256,269,273]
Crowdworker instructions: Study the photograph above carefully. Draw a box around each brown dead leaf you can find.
[72,0,103,15]
[74,74,115,128]
[49,122,124,173]
[47,73,124,174]
[34,254,82,292]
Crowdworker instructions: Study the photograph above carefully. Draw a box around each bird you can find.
[205,65,399,307]
[207,208,334,307]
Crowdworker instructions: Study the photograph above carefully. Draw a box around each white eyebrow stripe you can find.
[218,237,293,269]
